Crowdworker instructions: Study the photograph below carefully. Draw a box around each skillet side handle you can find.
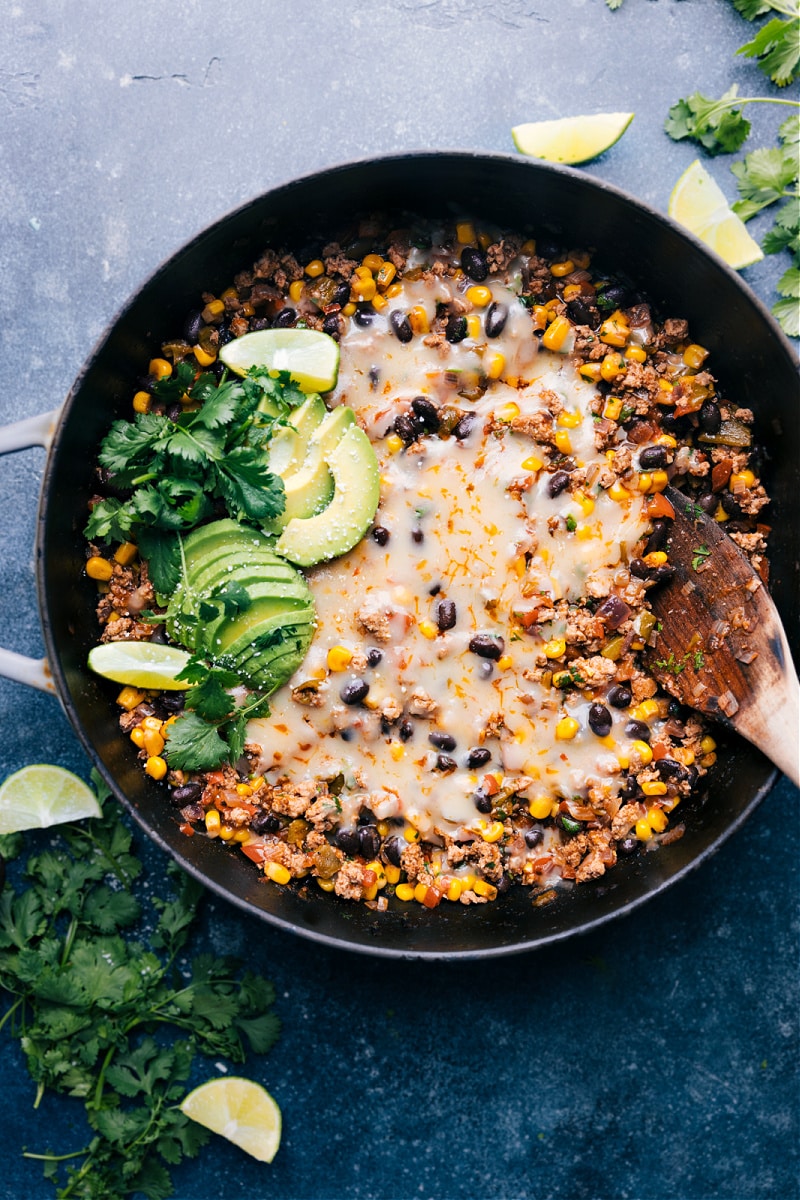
[0,408,60,693]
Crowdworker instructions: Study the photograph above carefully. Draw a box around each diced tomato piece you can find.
[241,841,267,864]
[645,493,675,520]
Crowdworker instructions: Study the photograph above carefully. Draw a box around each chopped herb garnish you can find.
[692,544,712,570]
[565,513,577,532]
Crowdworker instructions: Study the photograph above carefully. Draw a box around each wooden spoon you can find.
[643,486,799,789]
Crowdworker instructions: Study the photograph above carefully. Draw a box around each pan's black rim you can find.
[34,150,794,959]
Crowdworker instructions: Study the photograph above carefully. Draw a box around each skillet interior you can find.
[38,152,800,958]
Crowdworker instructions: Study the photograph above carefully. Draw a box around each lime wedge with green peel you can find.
[668,160,764,270]
[0,765,102,834]
[180,1077,282,1163]
[219,329,340,393]
[88,641,191,690]
[512,112,634,164]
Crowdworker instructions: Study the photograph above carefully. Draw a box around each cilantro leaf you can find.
[215,446,286,521]
[183,671,237,722]
[665,87,752,155]
[136,528,181,594]
[163,710,231,770]
[732,144,799,220]
[737,14,800,87]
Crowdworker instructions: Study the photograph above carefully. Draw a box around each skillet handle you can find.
[0,408,60,693]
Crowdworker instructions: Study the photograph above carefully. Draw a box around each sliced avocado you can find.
[234,636,314,692]
[218,603,315,664]
[263,405,357,532]
[203,596,310,657]
[287,394,327,464]
[187,547,301,595]
[267,426,301,476]
[274,424,380,567]
[181,520,267,571]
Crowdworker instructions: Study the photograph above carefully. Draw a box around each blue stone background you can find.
[0,1,797,1197]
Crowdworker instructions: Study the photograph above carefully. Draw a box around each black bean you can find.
[453,412,477,440]
[588,703,613,737]
[335,828,361,857]
[358,824,381,860]
[411,396,440,432]
[719,491,741,517]
[429,584,441,596]
[699,399,722,434]
[367,648,383,668]
[435,754,457,772]
[251,810,281,835]
[183,310,204,342]
[525,828,544,849]
[446,315,468,343]
[468,634,505,660]
[333,281,351,307]
[411,527,424,544]
[621,776,644,800]
[322,313,342,340]
[340,679,370,705]
[273,307,296,328]
[160,691,186,713]
[644,520,669,555]
[668,699,685,718]
[638,445,668,469]
[648,565,676,587]
[429,731,456,752]
[547,470,571,497]
[479,661,494,679]
[353,305,374,327]
[536,238,560,260]
[608,683,632,708]
[372,525,390,546]
[390,310,413,343]
[660,411,690,435]
[399,720,415,742]
[697,491,717,514]
[656,758,688,781]
[485,302,508,338]
[384,835,404,867]
[217,325,234,347]
[630,558,650,579]
[617,834,639,856]
[566,297,599,328]
[474,787,493,814]
[461,246,488,281]
[166,402,182,422]
[181,802,205,823]
[171,781,203,806]
[436,600,457,631]
[625,720,651,742]
[393,413,419,445]
[466,747,491,769]
[495,873,512,895]
[595,595,630,631]
[250,316,270,331]
[599,283,632,310]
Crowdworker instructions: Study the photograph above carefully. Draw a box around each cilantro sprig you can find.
[85,364,298,591]
[165,658,273,771]
[0,773,280,1199]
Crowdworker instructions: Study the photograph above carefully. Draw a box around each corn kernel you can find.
[316,877,335,892]
[352,276,376,301]
[701,752,717,768]
[650,469,669,492]
[385,282,402,299]
[265,861,291,885]
[656,434,677,448]
[236,783,253,797]
[599,317,630,348]
[714,503,729,522]
[304,258,325,278]
[418,619,439,640]
[141,715,163,733]
[385,432,404,454]
[217,825,235,841]
[371,293,388,312]
[375,262,396,289]
[129,727,146,749]
[396,882,415,901]
[642,780,668,797]
[532,305,550,330]
[683,343,708,369]
[193,344,216,367]
[550,259,575,277]
[404,825,420,843]
[456,221,476,244]
[700,735,717,754]
[465,314,481,339]
[354,264,372,279]
[201,299,225,323]
[522,238,537,254]
[145,755,167,781]
[625,345,647,363]
[361,253,383,273]
[543,638,566,659]
[113,541,138,567]
[521,454,544,472]
[482,821,505,844]
[542,315,572,351]
[556,716,580,741]
[342,302,356,317]
[408,305,430,334]
[729,469,756,491]
[233,829,250,843]
[558,409,582,428]
[644,551,668,567]
[574,491,595,515]
[635,817,653,841]
[607,481,631,503]
[486,351,505,380]
[647,806,669,832]
[473,879,497,899]
[413,881,429,904]
[142,729,164,757]
[86,555,113,581]
[528,796,551,820]
[117,686,144,711]
[600,352,625,381]
[446,878,463,902]
[497,654,513,671]
[603,395,623,421]
[553,429,572,455]
[366,860,387,888]
[630,739,653,765]
[495,401,520,423]
[466,285,492,307]
[148,357,172,379]
[637,473,653,494]
[578,362,603,383]
[384,863,401,885]
[633,699,660,720]
[132,390,151,414]
[390,743,405,762]
[205,809,221,836]
[562,283,582,301]
[327,645,353,671]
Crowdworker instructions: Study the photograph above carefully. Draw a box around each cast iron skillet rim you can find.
[34,150,793,959]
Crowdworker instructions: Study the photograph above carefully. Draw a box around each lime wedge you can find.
[180,1077,282,1163]
[668,160,764,270]
[0,764,102,834]
[512,112,634,164]
[219,329,340,393]
[87,642,191,690]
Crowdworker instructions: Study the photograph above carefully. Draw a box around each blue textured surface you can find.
[1,2,798,1198]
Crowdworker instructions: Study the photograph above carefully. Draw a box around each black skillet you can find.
[31,153,800,958]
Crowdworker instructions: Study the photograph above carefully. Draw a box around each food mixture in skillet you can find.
[84,218,770,909]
